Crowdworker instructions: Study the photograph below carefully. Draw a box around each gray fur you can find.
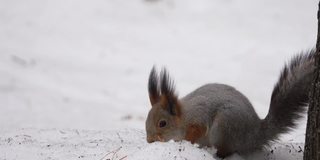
[181,83,262,154]
[262,49,316,143]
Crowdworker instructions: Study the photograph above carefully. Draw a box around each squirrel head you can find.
[145,67,185,143]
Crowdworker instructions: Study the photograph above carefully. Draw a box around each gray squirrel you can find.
[145,49,316,158]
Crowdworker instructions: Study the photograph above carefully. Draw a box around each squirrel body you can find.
[181,83,261,156]
[145,49,316,158]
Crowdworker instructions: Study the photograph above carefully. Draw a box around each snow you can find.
[0,128,305,160]
[0,0,318,159]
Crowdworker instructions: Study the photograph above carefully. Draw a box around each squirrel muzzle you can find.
[147,134,165,143]
[147,136,155,143]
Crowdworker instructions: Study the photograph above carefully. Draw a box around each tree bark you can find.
[303,2,320,160]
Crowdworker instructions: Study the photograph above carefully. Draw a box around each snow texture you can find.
[0,0,318,159]
[0,128,305,160]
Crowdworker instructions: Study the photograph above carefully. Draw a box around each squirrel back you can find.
[145,49,316,158]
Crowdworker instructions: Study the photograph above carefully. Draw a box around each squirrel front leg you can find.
[184,123,232,158]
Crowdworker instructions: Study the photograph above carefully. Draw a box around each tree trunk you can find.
[303,2,320,160]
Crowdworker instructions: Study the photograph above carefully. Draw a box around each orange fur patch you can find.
[185,124,207,143]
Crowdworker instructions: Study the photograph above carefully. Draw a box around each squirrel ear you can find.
[160,68,181,116]
[148,67,160,105]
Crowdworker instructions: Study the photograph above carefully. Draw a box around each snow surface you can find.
[0,0,318,159]
[0,128,305,160]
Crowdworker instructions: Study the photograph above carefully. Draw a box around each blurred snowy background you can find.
[0,0,318,146]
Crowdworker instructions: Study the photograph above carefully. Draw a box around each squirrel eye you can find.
[158,120,167,128]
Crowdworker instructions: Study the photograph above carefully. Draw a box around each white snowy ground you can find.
[0,128,305,160]
[0,0,318,159]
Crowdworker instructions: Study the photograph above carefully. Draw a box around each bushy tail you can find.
[261,49,316,143]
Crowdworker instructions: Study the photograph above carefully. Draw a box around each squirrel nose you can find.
[147,136,155,143]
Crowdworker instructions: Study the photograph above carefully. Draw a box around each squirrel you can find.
[145,49,316,158]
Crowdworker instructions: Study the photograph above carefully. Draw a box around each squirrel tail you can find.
[261,49,316,143]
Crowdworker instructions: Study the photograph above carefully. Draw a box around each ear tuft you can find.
[160,68,180,116]
[148,66,160,105]
[160,68,176,97]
